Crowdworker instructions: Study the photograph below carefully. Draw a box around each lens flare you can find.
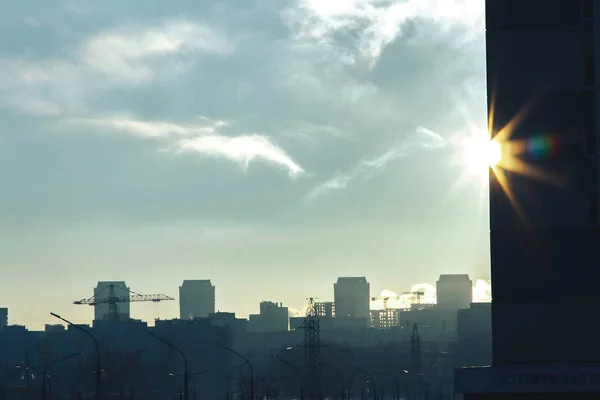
[461,134,502,176]
[488,139,502,165]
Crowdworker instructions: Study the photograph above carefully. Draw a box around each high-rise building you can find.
[436,274,472,309]
[0,308,7,329]
[456,0,600,397]
[315,301,335,317]
[179,280,215,320]
[334,277,370,324]
[94,281,130,321]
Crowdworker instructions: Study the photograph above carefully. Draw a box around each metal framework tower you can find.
[410,323,422,375]
[300,297,321,399]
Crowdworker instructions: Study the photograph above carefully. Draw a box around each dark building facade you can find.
[0,308,6,330]
[436,274,473,309]
[94,281,131,321]
[179,279,216,320]
[456,303,492,368]
[334,277,370,325]
[248,301,289,332]
[456,0,600,397]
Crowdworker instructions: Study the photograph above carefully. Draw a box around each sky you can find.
[0,0,491,329]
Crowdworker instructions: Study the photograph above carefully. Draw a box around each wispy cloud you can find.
[283,122,349,143]
[1,95,62,117]
[0,20,232,117]
[0,58,86,117]
[307,127,445,201]
[65,116,227,138]
[68,117,304,177]
[178,135,304,177]
[80,20,233,84]
[284,0,484,67]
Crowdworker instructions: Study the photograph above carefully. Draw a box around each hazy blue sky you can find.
[0,0,490,329]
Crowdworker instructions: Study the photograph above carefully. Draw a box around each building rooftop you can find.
[96,281,127,287]
[181,280,213,286]
[437,274,471,282]
[336,277,368,283]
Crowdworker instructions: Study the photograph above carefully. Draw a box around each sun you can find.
[460,134,502,176]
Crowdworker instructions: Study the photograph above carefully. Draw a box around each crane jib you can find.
[72,284,174,321]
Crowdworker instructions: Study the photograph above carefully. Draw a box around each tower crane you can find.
[372,290,426,310]
[74,284,175,322]
[371,296,400,311]
[401,291,425,304]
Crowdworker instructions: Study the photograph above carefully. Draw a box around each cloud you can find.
[67,116,304,177]
[375,279,491,310]
[282,122,349,143]
[0,58,78,87]
[307,126,446,201]
[0,1,484,222]
[66,116,227,138]
[178,135,305,177]
[80,20,234,84]
[288,305,309,318]
[372,283,437,309]
[1,95,62,117]
[0,19,232,117]
[0,58,88,117]
[284,0,484,67]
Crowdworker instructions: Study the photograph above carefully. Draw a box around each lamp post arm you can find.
[147,330,189,400]
[50,313,102,400]
[218,343,254,400]
[350,365,377,400]
[317,360,345,400]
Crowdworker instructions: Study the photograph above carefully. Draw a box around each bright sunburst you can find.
[445,90,563,226]
[460,133,501,177]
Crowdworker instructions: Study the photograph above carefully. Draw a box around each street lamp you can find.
[146,330,189,400]
[42,352,82,400]
[224,362,249,400]
[402,370,443,400]
[350,365,376,400]
[50,312,102,400]
[116,348,146,399]
[169,369,211,400]
[14,351,32,398]
[317,360,345,400]
[270,354,304,400]
[217,343,254,400]
[373,371,400,400]
[266,374,291,399]
[169,369,211,379]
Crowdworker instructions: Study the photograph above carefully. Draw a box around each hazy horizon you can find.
[0,0,491,330]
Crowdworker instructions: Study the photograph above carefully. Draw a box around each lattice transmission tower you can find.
[300,297,321,399]
[411,323,422,375]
